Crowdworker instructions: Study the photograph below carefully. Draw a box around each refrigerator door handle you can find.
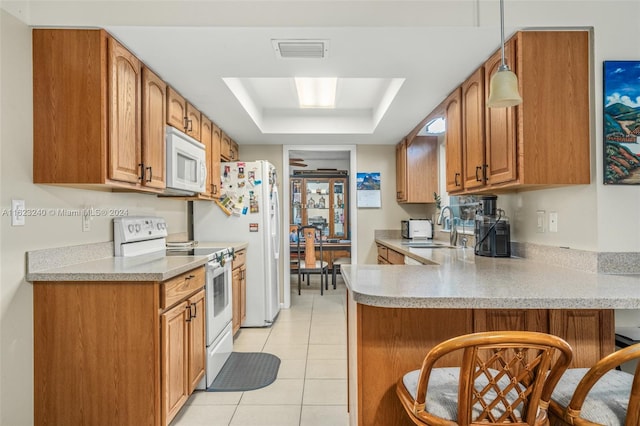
[271,184,280,259]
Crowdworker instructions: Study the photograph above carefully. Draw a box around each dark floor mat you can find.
[206,352,281,392]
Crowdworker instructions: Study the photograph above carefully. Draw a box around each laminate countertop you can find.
[26,241,248,282]
[341,237,640,309]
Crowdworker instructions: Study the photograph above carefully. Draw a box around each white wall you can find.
[356,145,434,264]
[0,10,189,425]
[497,2,640,252]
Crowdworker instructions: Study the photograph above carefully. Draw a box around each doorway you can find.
[282,145,357,308]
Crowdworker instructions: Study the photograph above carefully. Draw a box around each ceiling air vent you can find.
[272,39,329,59]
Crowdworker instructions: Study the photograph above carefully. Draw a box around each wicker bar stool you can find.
[397,331,573,426]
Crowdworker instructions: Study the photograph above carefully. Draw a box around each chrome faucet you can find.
[437,206,458,246]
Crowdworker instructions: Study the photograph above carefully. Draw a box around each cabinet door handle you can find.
[475,166,483,182]
[145,166,152,182]
[185,305,192,322]
[454,173,460,187]
[190,302,197,319]
[138,163,145,181]
[185,118,193,132]
[483,164,489,182]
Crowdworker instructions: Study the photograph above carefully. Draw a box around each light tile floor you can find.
[171,274,349,426]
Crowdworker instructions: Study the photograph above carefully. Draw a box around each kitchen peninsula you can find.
[343,239,640,426]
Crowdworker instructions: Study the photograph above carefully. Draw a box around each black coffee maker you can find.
[474,195,511,257]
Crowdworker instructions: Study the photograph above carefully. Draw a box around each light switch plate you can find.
[536,210,545,233]
[549,211,558,233]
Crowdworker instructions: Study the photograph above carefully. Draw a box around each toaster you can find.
[401,219,433,239]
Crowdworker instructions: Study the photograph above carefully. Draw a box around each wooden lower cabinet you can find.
[376,243,404,265]
[162,300,190,423]
[232,249,247,334]
[162,288,205,424]
[33,266,206,426]
[346,295,615,426]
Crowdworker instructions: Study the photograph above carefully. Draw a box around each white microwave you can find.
[166,126,207,194]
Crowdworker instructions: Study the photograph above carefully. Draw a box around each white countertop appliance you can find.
[401,219,433,239]
[166,125,207,195]
[194,160,281,327]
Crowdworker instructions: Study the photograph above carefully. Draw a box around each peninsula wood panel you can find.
[347,298,616,426]
[352,303,473,426]
[34,281,161,426]
[549,309,614,368]
[474,309,548,332]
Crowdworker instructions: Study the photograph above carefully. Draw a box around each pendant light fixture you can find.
[487,0,522,108]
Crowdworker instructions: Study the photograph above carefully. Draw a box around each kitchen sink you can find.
[400,241,454,248]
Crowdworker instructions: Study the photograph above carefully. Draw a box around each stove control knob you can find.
[135,224,141,232]
[127,224,134,233]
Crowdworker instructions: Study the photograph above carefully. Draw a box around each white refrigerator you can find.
[194,160,281,327]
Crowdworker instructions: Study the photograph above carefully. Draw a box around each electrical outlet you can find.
[536,210,545,233]
[12,199,25,226]
[549,211,558,233]
[82,207,91,232]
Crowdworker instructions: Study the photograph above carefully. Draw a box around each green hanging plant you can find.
[433,192,442,210]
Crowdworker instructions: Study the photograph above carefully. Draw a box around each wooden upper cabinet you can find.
[141,67,166,189]
[484,38,517,187]
[166,87,203,142]
[108,38,142,184]
[220,131,232,161]
[396,136,438,203]
[515,31,590,186]
[462,66,486,191]
[395,139,407,202]
[33,29,164,193]
[185,102,201,141]
[444,88,463,193]
[201,115,213,198]
[201,116,221,198]
[229,139,239,161]
[441,30,590,195]
[210,123,222,197]
[167,87,187,131]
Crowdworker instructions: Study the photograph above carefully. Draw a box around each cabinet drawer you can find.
[376,244,388,260]
[233,249,246,269]
[161,266,205,310]
[387,249,405,265]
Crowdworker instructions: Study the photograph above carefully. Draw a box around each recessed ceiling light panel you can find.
[272,39,329,59]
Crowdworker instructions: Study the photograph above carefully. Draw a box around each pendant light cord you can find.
[499,0,507,71]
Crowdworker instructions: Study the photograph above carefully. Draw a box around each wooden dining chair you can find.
[397,331,573,426]
[295,225,329,295]
[549,342,640,426]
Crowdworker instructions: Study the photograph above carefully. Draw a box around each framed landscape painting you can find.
[603,61,640,184]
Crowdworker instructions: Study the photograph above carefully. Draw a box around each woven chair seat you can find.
[551,369,632,425]
[402,367,524,422]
